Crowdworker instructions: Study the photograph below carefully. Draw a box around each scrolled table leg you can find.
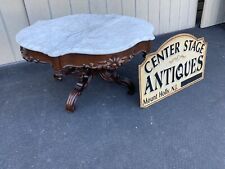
[99,70,135,95]
[53,69,63,81]
[54,74,63,81]
[66,70,93,112]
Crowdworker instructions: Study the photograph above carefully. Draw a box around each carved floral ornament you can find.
[97,55,134,69]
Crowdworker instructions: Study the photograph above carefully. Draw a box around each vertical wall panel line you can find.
[158,0,161,34]
[187,0,190,27]
[147,0,149,21]
[178,0,182,30]
[169,0,181,32]
[68,0,73,14]
[121,0,124,15]
[105,0,108,13]
[186,0,190,28]
[22,0,30,25]
[179,0,181,30]
[121,0,135,16]
[134,0,137,17]
[47,0,53,18]
[178,0,181,30]
[178,0,181,29]
[88,0,91,13]
[89,0,92,13]
[169,0,171,31]
[0,11,16,61]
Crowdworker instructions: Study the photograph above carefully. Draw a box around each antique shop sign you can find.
[139,34,207,108]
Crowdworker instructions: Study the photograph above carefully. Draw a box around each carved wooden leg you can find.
[99,70,135,95]
[54,74,63,81]
[53,70,63,81]
[66,70,93,112]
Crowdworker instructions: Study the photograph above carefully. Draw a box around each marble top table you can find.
[16,14,155,112]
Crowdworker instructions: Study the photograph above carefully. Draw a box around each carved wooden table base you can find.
[65,69,135,112]
[20,41,151,112]
[66,69,93,112]
[99,70,135,95]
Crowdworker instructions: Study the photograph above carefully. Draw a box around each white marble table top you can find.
[16,14,155,57]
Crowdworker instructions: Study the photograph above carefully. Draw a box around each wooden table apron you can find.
[20,40,151,112]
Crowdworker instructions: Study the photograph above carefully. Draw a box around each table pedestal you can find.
[63,68,135,112]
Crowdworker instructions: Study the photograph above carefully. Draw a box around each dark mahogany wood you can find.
[20,41,151,112]
[99,70,135,95]
[66,69,93,112]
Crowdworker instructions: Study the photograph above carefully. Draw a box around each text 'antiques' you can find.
[139,34,207,108]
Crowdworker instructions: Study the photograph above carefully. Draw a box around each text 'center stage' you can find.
[139,34,207,108]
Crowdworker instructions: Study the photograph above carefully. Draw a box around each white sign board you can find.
[139,34,207,108]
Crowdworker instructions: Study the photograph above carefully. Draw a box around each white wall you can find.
[0,0,29,64]
[0,0,198,65]
[201,0,225,28]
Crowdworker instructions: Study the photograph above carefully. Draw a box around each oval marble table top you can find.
[16,14,155,57]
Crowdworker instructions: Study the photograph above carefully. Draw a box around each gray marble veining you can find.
[16,14,155,57]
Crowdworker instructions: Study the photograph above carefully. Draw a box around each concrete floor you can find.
[0,24,225,169]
